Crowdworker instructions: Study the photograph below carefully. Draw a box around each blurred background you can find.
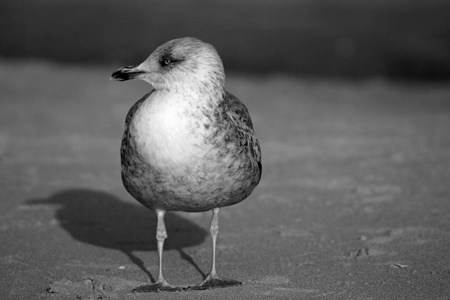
[1,0,450,80]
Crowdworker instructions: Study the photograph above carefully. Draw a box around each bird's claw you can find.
[132,282,187,293]
[188,278,242,290]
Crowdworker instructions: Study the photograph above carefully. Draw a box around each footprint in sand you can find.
[348,227,433,259]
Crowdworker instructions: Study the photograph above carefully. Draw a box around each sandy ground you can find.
[1,60,450,299]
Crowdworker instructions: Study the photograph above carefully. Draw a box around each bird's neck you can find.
[165,81,225,107]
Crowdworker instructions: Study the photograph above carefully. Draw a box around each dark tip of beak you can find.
[110,66,146,81]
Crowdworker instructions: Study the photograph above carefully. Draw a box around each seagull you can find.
[111,37,262,292]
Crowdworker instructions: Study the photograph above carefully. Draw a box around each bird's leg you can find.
[190,208,241,290]
[207,207,220,280]
[155,209,169,286]
[132,209,184,293]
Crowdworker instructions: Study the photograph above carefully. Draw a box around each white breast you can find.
[129,90,209,169]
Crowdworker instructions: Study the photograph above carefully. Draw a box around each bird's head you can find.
[111,37,225,93]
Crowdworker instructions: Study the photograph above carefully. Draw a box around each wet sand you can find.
[1,61,450,299]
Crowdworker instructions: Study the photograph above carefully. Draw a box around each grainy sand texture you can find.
[1,61,450,299]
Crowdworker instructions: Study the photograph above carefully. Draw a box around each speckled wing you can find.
[223,91,262,185]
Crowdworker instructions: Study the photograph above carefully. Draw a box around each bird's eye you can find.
[161,57,175,67]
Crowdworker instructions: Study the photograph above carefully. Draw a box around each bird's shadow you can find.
[26,188,208,283]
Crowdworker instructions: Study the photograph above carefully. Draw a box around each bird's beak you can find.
[110,65,147,81]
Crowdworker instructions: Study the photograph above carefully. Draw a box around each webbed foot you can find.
[189,277,241,290]
[132,281,186,293]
